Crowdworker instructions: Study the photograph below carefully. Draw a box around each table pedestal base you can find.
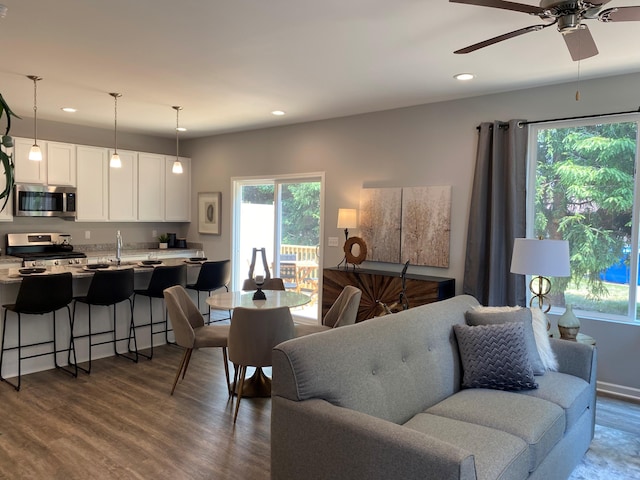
[232,367,271,398]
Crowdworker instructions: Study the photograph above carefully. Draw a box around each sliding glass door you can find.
[232,174,323,321]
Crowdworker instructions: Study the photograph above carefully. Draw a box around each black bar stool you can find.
[0,272,77,391]
[185,260,231,323]
[70,268,138,374]
[132,264,186,359]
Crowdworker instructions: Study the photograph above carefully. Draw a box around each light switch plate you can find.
[84,230,91,239]
[328,236,339,247]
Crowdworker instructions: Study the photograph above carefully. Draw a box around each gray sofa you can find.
[271,294,597,480]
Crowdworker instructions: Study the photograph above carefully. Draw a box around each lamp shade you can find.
[337,208,357,229]
[510,238,570,277]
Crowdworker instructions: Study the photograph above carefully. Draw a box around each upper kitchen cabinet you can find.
[13,137,76,186]
[164,156,191,222]
[109,150,138,221]
[76,145,108,221]
[13,136,47,184]
[138,152,165,221]
[46,142,76,186]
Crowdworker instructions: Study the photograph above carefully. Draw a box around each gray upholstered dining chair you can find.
[294,285,362,337]
[163,285,230,396]
[228,306,294,423]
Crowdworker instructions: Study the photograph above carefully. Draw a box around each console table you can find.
[322,267,455,322]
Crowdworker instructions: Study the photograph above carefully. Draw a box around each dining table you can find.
[206,289,311,398]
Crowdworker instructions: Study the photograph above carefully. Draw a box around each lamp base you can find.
[252,288,266,300]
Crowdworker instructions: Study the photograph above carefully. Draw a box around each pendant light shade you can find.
[172,105,183,174]
[109,92,122,168]
[27,75,42,161]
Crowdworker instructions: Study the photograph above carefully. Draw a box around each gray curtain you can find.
[463,120,527,306]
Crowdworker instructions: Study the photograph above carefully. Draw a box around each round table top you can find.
[206,290,311,310]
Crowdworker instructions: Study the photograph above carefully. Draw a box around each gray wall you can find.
[185,71,640,398]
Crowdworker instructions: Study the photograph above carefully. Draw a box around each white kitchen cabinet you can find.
[47,142,76,186]
[109,150,138,221]
[138,152,165,221]
[76,145,108,221]
[13,136,47,184]
[164,156,191,222]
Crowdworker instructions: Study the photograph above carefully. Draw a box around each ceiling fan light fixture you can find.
[454,73,475,81]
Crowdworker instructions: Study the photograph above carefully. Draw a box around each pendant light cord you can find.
[113,94,119,154]
[175,106,180,160]
[27,75,42,145]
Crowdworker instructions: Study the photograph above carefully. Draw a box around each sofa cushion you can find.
[517,371,591,431]
[426,389,565,472]
[465,306,546,375]
[454,322,538,391]
[404,413,529,480]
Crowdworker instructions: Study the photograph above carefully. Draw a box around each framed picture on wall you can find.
[198,192,221,235]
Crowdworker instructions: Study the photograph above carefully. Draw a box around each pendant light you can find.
[27,75,42,161]
[109,92,122,168]
[172,106,183,174]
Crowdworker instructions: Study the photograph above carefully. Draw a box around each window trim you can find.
[526,114,640,323]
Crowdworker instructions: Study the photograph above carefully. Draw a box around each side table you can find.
[551,331,596,346]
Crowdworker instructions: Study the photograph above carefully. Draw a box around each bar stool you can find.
[185,260,231,323]
[0,272,76,391]
[70,268,138,374]
[132,264,186,359]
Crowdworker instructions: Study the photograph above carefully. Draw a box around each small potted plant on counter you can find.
[158,234,169,249]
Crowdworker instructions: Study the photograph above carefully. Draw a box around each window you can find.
[527,116,640,322]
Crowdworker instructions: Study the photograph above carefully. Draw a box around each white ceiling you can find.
[0,0,639,139]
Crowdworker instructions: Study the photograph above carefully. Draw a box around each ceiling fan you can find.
[450,0,640,60]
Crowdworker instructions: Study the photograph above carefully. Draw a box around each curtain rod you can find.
[517,107,640,127]
[476,107,640,131]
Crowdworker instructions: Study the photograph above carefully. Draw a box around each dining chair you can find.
[132,264,187,359]
[0,272,77,391]
[71,268,138,374]
[294,285,362,337]
[242,277,286,291]
[164,285,230,395]
[186,260,231,323]
[228,306,294,423]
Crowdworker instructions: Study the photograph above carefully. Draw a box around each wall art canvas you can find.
[401,186,451,267]
[198,192,221,235]
[359,187,402,263]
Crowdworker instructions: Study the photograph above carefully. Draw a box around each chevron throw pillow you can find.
[454,322,538,391]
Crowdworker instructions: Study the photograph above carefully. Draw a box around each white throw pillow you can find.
[529,307,558,371]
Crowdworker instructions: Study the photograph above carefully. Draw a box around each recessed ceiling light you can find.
[271,110,286,116]
[454,73,475,81]
[176,127,187,132]
[61,107,77,113]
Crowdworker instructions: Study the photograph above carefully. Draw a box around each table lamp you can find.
[337,208,358,269]
[510,238,571,316]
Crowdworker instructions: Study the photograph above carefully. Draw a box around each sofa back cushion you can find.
[272,294,480,425]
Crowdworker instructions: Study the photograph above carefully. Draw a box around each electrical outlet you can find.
[328,236,339,247]
[84,230,91,239]
[152,230,157,239]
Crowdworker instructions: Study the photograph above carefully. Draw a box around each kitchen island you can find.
[0,251,210,384]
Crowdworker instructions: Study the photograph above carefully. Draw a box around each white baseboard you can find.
[597,381,640,402]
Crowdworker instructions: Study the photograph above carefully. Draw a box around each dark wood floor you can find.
[1,344,638,480]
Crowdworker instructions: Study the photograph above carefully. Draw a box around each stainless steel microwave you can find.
[14,184,77,219]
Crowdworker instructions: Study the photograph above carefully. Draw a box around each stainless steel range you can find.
[6,233,87,267]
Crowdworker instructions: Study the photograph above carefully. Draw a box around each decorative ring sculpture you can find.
[344,236,367,265]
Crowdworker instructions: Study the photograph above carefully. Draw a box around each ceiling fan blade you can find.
[599,6,640,22]
[454,24,548,54]
[562,26,599,61]
[449,0,544,15]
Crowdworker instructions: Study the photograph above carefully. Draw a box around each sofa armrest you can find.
[271,396,477,480]
[549,338,597,385]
